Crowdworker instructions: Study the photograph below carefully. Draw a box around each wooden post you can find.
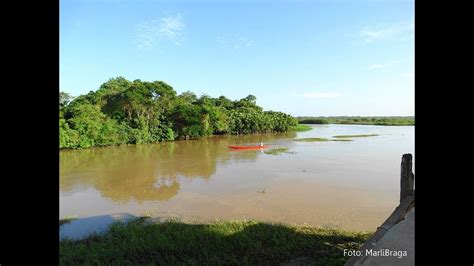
[400,153,414,202]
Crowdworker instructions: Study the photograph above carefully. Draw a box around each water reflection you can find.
[60,132,297,202]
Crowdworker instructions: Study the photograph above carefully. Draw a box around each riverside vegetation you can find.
[60,77,298,149]
[297,116,414,126]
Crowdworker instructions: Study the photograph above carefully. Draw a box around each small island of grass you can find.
[294,137,356,142]
[292,124,313,132]
[333,134,379,138]
[264,147,291,155]
[294,138,331,142]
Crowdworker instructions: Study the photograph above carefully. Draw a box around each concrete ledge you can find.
[345,195,414,265]
[354,208,414,265]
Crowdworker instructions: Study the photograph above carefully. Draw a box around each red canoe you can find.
[228,145,269,149]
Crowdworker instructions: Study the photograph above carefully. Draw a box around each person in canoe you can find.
[259,142,264,147]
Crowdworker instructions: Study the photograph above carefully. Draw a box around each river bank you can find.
[59,124,312,151]
[60,217,371,265]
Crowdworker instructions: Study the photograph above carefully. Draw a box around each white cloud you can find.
[302,92,341,98]
[368,64,384,70]
[135,14,185,48]
[159,15,185,40]
[217,34,253,49]
[359,22,414,43]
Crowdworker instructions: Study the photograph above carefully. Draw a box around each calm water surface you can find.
[60,124,414,231]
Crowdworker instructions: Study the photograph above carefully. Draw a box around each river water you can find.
[60,124,414,231]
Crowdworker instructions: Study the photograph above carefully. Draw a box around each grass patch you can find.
[292,124,313,132]
[60,218,371,265]
[333,134,379,138]
[295,137,355,142]
[264,147,292,155]
[295,137,357,142]
[294,138,331,142]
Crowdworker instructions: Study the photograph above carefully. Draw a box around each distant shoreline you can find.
[296,116,414,126]
[302,123,414,126]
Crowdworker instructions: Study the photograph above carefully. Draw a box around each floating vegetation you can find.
[264,147,294,155]
[294,138,330,142]
[294,137,355,142]
[293,124,313,132]
[333,134,379,138]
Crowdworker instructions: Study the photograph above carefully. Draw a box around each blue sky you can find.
[60,0,414,116]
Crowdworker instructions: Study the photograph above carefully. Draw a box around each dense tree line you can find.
[296,116,414,126]
[60,77,298,149]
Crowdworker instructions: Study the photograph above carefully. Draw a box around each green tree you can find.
[60,77,298,149]
[60,91,73,106]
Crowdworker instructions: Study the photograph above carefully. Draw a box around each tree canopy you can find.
[60,77,298,149]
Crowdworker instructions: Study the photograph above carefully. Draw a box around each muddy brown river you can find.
[60,124,414,231]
